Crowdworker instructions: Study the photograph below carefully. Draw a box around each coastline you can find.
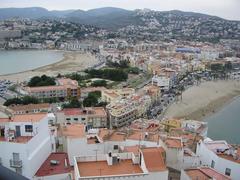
[0,51,98,82]
[164,80,240,121]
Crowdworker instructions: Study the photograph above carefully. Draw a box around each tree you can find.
[91,80,107,87]
[62,98,82,108]
[28,75,56,87]
[83,91,101,107]
[3,96,39,106]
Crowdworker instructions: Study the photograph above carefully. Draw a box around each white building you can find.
[0,113,54,179]
[196,139,240,180]
[59,123,161,166]
[73,147,168,180]
[181,167,231,180]
[152,75,171,91]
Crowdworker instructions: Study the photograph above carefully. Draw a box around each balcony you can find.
[10,159,22,168]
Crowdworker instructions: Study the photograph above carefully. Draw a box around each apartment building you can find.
[56,107,108,129]
[101,88,135,103]
[25,78,80,99]
[73,147,168,180]
[106,94,151,128]
[0,113,54,179]
[196,139,240,180]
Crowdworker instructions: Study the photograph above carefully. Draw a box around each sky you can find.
[1,0,240,20]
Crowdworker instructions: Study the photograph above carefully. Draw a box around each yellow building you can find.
[161,119,182,132]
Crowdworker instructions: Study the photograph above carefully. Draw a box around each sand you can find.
[164,80,240,120]
[0,51,98,82]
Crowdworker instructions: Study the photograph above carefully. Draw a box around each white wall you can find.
[196,141,240,180]
[0,116,52,179]
[34,173,72,180]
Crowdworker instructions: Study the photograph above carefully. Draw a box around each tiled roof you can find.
[0,113,47,123]
[142,147,167,172]
[35,153,72,177]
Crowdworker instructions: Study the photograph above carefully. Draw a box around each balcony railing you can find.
[10,159,22,168]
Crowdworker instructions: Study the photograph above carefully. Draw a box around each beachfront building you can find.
[25,78,81,99]
[101,88,135,103]
[196,139,240,180]
[152,75,172,91]
[73,147,168,180]
[0,113,54,179]
[106,94,151,128]
[9,103,51,115]
[33,152,72,180]
[181,167,231,180]
[56,107,108,129]
[181,120,208,137]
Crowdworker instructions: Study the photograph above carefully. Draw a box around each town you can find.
[0,7,240,180]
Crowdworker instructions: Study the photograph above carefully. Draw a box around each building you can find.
[56,107,107,129]
[73,147,168,180]
[106,94,151,128]
[25,78,80,99]
[0,30,21,39]
[34,152,72,180]
[196,139,240,180]
[0,113,54,179]
[59,122,161,166]
[181,120,208,137]
[181,167,231,180]
[101,88,135,103]
[159,136,184,170]
[9,103,51,115]
[152,75,172,91]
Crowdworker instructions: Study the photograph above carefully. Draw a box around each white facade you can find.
[152,75,171,90]
[196,139,240,180]
[0,115,54,179]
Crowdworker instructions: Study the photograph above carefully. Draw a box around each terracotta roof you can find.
[9,103,50,112]
[142,147,167,172]
[77,160,143,177]
[0,113,47,123]
[61,124,85,138]
[62,107,107,117]
[123,146,140,155]
[35,153,72,177]
[165,138,182,148]
[185,167,231,180]
[0,136,33,143]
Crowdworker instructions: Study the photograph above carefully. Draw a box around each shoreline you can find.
[164,80,240,121]
[0,50,66,77]
[0,50,98,82]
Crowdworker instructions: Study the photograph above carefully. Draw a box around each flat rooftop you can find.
[185,167,230,180]
[0,113,47,123]
[78,160,143,177]
[35,153,72,177]
[0,136,33,143]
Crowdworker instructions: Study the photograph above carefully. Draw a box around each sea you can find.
[204,97,240,144]
[0,50,64,75]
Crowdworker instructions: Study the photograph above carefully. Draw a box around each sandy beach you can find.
[164,80,240,120]
[0,51,98,82]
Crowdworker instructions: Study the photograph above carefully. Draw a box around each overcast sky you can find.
[1,0,240,20]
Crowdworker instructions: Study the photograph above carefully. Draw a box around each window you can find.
[74,118,78,121]
[225,168,231,176]
[25,125,33,132]
[211,160,215,168]
[66,118,71,121]
[113,145,119,150]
